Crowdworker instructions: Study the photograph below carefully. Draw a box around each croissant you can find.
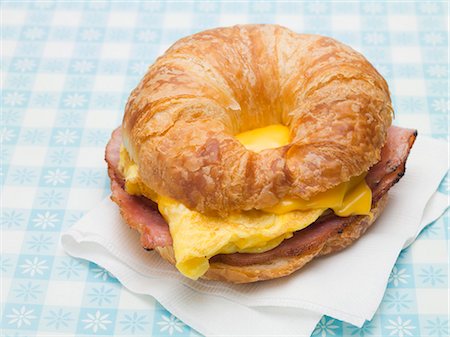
[105,24,417,283]
[122,24,392,215]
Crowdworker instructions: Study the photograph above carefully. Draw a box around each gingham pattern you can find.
[1,1,448,336]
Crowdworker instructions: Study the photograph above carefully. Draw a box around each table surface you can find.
[1,1,448,336]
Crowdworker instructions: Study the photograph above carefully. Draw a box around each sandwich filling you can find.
[119,124,372,279]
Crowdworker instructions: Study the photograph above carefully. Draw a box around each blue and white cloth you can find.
[1,1,448,336]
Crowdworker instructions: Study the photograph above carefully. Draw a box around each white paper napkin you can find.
[62,207,323,336]
[62,135,448,336]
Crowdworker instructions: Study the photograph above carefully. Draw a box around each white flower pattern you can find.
[92,266,115,281]
[44,169,70,186]
[431,98,448,113]
[6,306,37,328]
[313,317,340,337]
[427,65,446,78]
[389,267,410,287]
[72,60,95,73]
[424,32,445,45]
[0,127,16,143]
[54,129,78,145]
[4,92,26,106]
[385,317,416,337]
[137,30,158,42]
[82,310,112,333]
[63,93,87,108]
[20,257,49,277]
[157,314,185,335]
[33,211,59,229]
[14,58,36,72]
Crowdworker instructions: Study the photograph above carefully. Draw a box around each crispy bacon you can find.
[106,127,172,248]
[366,126,418,202]
[105,127,123,184]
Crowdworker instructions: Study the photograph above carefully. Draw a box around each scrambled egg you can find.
[158,196,324,278]
[119,124,372,280]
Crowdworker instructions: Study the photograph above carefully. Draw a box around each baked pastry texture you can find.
[122,24,393,215]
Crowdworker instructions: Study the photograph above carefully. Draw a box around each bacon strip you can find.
[106,128,121,171]
[106,128,172,248]
[366,126,418,202]
[105,126,417,262]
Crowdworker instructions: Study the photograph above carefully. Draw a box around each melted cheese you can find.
[235,124,290,152]
[334,179,372,217]
[119,124,372,280]
[263,173,371,215]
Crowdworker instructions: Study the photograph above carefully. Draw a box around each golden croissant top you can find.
[122,24,392,215]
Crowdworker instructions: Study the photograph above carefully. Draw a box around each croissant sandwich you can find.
[105,24,417,283]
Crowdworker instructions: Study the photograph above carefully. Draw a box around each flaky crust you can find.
[155,194,388,283]
[123,24,392,215]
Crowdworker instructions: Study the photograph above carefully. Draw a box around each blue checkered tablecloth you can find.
[1,1,448,336]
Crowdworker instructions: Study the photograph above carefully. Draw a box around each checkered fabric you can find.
[1,1,448,336]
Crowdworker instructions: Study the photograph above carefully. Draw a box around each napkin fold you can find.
[63,211,323,336]
[62,135,448,336]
